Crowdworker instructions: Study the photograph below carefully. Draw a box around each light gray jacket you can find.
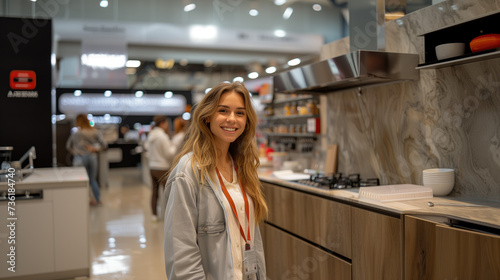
[164,153,266,280]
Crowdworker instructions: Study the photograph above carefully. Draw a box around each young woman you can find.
[66,114,107,205]
[164,82,267,279]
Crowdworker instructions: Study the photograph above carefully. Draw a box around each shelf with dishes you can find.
[417,10,500,69]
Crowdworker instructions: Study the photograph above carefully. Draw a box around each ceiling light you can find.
[126,60,141,68]
[184,0,196,12]
[30,0,37,2]
[274,0,286,6]
[283,7,293,19]
[135,91,144,98]
[288,58,301,66]
[312,4,322,11]
[265,66,277,74]
[248,72,259,79]
[104,90,112,97]
[100,0,108,8]
[249,9,259,16]
[182,112,191,120]
[164,91,173,98]
[274,30,286,37]
[74,90,82,96]
[179,59,189,66]
[233,77,244,82]
[205,88,212,94]
[189,25,218,41]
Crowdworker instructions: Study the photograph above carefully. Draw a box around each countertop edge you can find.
[259,174,500,230]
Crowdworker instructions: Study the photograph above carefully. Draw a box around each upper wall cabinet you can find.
[417,10,500,69]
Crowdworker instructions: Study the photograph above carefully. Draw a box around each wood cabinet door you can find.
[352,207,402,280]
[262,223,351,280]
[435,224,500,279]
[404,215,437,280]
[263,182,352,258]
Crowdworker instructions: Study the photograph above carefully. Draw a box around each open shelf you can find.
[417,48,500,69]
[417,10,500,69]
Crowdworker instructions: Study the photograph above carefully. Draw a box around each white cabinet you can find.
[0,195,55,278]
[0,176,89,280]
[53,187,89,272]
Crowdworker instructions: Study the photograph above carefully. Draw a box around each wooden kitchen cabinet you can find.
[263,182,352,258]
[352,207,402,280]
[262,222,351,280]
[405,215,500,280]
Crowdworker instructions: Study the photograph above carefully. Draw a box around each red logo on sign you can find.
[10,70,37,90]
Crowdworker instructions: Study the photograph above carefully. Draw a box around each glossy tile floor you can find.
[79,167,166,280]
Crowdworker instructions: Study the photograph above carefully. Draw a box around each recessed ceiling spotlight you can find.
[100,0,108,8]
[287,58,301,66]
[74,90,82,96]
[179,59,189,66]
[182,112,191,120]
[164,91,173,98]
[265,66,277,74]
[248,72,259,79]
[274,0,286,6]
[233,77,244,82]
[274,29,286,37]
[104,90,112,97]
[184,2,196,12]
[205,88,212,94]
[283,7,293,19]
[135,91,144,98]
[312,4,322,11]
[249,9,259,16]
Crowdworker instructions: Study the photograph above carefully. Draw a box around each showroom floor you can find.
[83,167,166,280]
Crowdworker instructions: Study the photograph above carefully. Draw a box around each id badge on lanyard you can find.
[243,247,258,277]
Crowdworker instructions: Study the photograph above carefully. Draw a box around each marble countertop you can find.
[259,169,500,230]
[0,167,89,190]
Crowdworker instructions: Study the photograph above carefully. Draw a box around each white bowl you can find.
[435,43,465,60]
[422,168,455,196]
[424,183,454,196]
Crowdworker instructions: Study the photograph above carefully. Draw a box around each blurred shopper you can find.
[146,116,176,221]
[66,114,107,205]
[171,116,188,155]
[164,82,267,279]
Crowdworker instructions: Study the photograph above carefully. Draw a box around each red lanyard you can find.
[215,164,251,250]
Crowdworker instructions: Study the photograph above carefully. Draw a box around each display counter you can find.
[0,167,90,280]
[259,168,500,279]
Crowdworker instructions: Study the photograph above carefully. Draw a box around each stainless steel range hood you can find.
[273,50,419,93]
[273,0,419,94]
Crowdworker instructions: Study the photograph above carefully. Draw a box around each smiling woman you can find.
[163,81,268,280]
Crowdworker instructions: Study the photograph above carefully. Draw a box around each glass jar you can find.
[298,101,309,115]
[307,99,318,115]
[284,103,291,116]
[290,102,298,115]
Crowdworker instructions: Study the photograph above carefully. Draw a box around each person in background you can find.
[163,82,267,279]
[171,116,188,155]
[146,115,176,221]
[66,114,107,206]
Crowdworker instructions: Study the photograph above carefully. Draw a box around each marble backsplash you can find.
[321,0,500,201]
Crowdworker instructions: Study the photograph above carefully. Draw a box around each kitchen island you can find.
[0,167,90,280]
[259,169,500,279]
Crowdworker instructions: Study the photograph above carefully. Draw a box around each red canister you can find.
[470,34,500,52]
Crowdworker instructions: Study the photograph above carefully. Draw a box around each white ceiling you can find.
[2,0,347,67]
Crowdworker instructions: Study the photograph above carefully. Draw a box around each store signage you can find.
[7,70,39,98]
[58,93,187,116]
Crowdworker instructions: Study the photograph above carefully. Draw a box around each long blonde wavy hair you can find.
[169,82,268,222]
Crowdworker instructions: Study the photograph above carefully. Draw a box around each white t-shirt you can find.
[219,164,256,280]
